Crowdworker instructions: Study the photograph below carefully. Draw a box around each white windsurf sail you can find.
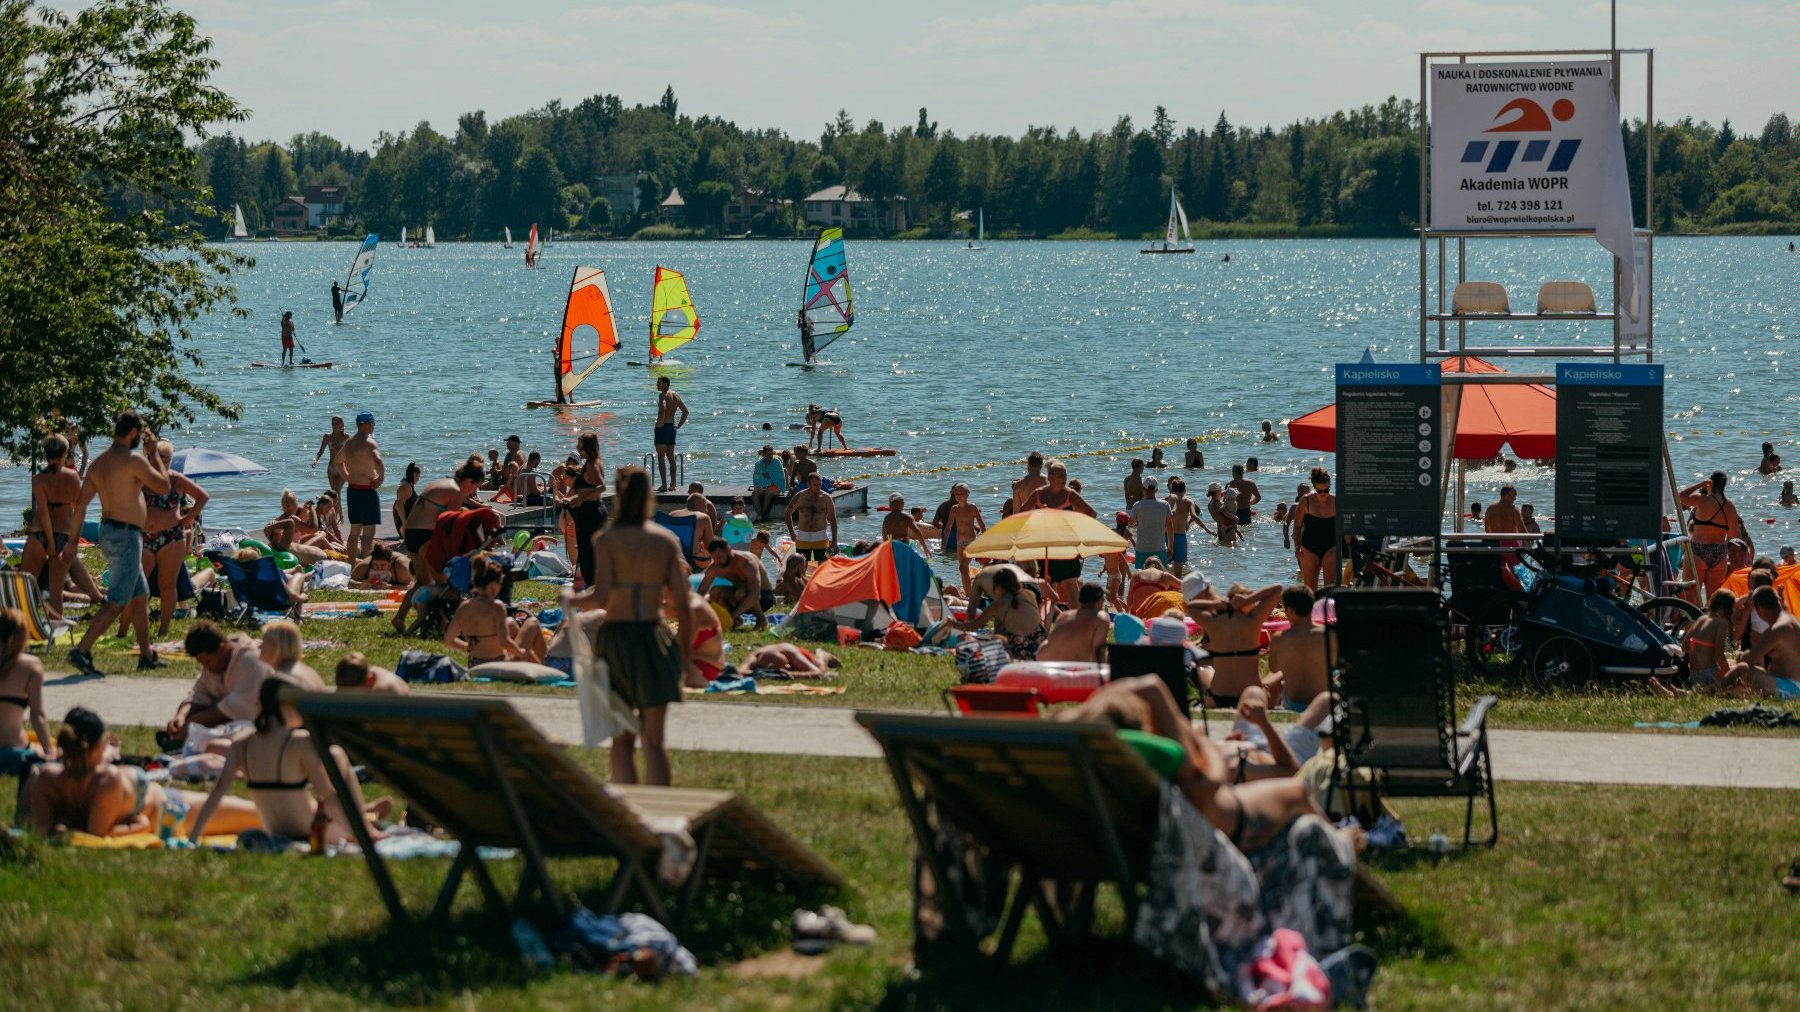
[504,226,513,248]
[424,224,435,248]
[340,234,379,317]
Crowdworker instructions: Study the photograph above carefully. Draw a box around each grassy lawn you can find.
[1,733,1791,1009]
[43,554,1796,734]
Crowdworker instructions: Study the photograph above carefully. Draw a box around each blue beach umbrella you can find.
[169,447,270,479]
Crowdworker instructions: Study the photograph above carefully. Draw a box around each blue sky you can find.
[164,0,1790,148]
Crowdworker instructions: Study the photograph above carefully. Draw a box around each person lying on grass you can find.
[188,678,386,848]
[443,554,546,665]
[24,706,260,839]
[334,652,409,694]
[740,643,840,677]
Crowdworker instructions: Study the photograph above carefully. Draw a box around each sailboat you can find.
[1141,188,1195,254]
[424,224,436,248]
[966,208,985,251]
[229,203,249,241]
[643,266,700,365]
[525,223,541,268]
[504,226,514,249]
[400,226,408,248]
[795,227,853,365]
[526,266,617,408]
[337,234,379,321]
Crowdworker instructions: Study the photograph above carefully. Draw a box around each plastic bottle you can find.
[1427,832,1451,855]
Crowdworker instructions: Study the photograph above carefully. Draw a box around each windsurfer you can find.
[280,311,297,366]
[330,281,343,324]
[798,308,815,362]
[338,412,385,567]
[785,473,837,563]
[653,376,688,493]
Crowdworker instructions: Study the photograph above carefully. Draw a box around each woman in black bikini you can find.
[561,433,608,587]
[1679,470,1750,596]
[142,439,208,637]
[21,433,100,619]
[0,609,54,778]
[391,461,421,533]
[188,677,381,847]
[444,555,546,665]
[1189,583,1283,707]
[1296,467,1339,591]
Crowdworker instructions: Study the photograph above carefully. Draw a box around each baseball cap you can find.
[565,453,580,466]
[505,434,520,443]
[889,493,904,505]
[354,411,375,425]
[1115,510,1130,526]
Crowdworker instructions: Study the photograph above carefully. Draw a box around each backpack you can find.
[953,637,1010,684]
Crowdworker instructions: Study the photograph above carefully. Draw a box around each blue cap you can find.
[355,411,375,425]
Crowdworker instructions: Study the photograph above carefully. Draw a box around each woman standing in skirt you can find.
[571,465,689,785]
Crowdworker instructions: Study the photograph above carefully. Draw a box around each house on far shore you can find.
[803,185,906,234]
[269,195,308,232]
[723,186,789,232]
[596,174,642,218]
[302,184,349,229]
[659,186,686,225]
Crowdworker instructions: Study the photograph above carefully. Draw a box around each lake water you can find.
[10,236,1796,589]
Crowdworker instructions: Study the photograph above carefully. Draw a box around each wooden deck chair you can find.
[1535,280,1597,314]
[1450,281,1510,315]
[1324,587,1498,848]
[0,570,76,646]
[855,711,1163,963]
[293,691,842,927]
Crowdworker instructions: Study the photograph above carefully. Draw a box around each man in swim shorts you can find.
[338,411,385,567]
[1721,587,1800,700]
[653,376,688,492]
[699,538,769,629]
[1228,463,1260,526]
[279,310,297,366]
[1165,476,1201,576]
[67,410,173,676]
[785,473,838,563]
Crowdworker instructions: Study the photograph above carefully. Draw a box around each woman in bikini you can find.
[24,707,259,839]
[1295,467,1340,591]
[0,609,55,779]
[568,465,688,786]
[141,440,208,637]
[391,462,422,533]
[444,555,546,665]
[953,566,1047,660]
[1189,583,1283,707]
[188,677,383,847]
[311,490,347,552]
[1679,471,1750,596]
[684,591,725,686]
[560,434,609,589]
[22,433,101,618]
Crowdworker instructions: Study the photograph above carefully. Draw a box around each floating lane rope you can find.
[832,428,1248,484]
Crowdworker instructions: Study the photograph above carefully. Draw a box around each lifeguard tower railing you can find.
[1417,48,1655,376]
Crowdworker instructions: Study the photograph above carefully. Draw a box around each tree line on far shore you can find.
[195,88,1799,242]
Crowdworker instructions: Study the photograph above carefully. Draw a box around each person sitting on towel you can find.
[444,554,546,665]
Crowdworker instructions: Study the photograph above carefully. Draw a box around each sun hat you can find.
[1207,482,1224,495]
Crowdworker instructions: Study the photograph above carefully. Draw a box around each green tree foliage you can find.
[0,0,248,461]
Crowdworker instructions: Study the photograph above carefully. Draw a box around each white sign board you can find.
[1430,61,1619,231]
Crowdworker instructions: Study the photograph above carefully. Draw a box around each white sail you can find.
[424,224,435,248]
[1165,190,1179,245]
[504,226,513,248]
[1175,197,1191,243]
[400,226,407,246]
[231,203,248,239]
[978,208,985,242]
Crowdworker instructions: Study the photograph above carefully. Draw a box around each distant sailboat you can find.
[647,266,700,363]
[797,228,853,365]
[230,203,249,241]
[526,266,617,408]
[424,224,436,248]
[400,226,408,248]
[338,234,379,320]
[1141,189,1195,254]
[504,226,514,248]
[966,208,985,251]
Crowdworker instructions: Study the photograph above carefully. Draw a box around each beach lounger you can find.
[1450,281,1510,315]
[294,691,842,927]
[0,570,76,646]
[1324,587,1498,848]
[855,710,1162,962]
[942,684,1044,716]
[1535,280,1597,314]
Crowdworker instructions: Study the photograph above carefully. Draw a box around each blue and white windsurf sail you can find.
[799,227,852,362]
[341,234,379,317]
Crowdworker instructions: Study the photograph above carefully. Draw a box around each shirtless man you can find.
[1265,585,1327,712]
[1010,451,1048,514]
[699,538,768,629]
[337,411,384,566]
[502,435,526,474]
[1123,458,1146,508]
[1484,484,1524,536]
[510,451,547,506]
[653,376,688,492]
[1520,502,1541,534]
[1188,583,1282,707]
[1037,583,1111,663]
[66,410,172,676]
[1228,464,1261,526]
[1720,587,1800,699]
[785,473,838,563]
[684,483,719,528]
[280,310,297,366]
[334,652,410,695]
[806,404,848,451]
[791,445,819,486]
[1165,476,1204,577]
[312,416,349,495]
[880,494,928,553]
[1260,420,1278,443]
[392,455,485,633]
[942,482,986,594]
[1023,459,1098,604]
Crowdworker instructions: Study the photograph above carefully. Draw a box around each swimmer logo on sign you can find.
[1459,98,1580,175]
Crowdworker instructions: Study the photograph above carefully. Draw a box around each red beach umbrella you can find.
[1288,356,1556,460]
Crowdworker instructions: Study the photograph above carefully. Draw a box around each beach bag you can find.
[883,621,922,651]
[528,550,570,578]
[195,585,230,620]
[394,650,467,684]
[954,637,1010,684]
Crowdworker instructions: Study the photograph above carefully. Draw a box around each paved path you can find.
[41,674,1796,791]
